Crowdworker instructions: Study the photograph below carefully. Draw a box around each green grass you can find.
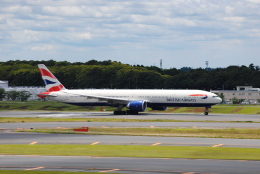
[89,127,260,139]
[17,127,260,139]
[0,101,92,111]
[0,144,260,160]
[0,101,260,114]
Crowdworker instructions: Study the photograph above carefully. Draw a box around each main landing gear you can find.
[114,110,139,115]
[204,107,210,115]
[114,105,125,115]
[114,110,126,115]
[113,105,139,115]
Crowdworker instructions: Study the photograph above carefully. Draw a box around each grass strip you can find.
[90,127,260,139]
[0,117,257,123]
[0,144,260,160]
[18,127,260,139]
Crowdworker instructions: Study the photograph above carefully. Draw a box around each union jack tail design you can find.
[38,64,66,92]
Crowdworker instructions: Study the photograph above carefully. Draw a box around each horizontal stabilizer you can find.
[37,92,57,98]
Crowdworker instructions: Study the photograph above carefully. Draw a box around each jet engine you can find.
[127,100,147,112]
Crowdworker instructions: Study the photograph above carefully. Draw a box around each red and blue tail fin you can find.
[38,64,66,92]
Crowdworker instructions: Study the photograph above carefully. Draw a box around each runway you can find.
[1,111,260,121]
[0,132,260,148]
[1,121,260,129]
[1,111,260,173]
[1,155,260,174]
[2,111,260,129]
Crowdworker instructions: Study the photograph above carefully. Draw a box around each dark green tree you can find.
[0,88,5,101]
[18,91,32,101]
[5,90,20,101]
[219,93,225,102]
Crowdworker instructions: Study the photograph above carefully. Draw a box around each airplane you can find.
[37,64,222,115]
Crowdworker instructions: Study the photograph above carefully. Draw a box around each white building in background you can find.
[0,80,8,89]
[211,86,260,104]
[0,80,45,100]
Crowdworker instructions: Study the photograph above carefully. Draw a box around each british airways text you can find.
[166,98,196,102]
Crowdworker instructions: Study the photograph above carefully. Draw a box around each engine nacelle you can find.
[127,100,147,112]
[151,106,168,111]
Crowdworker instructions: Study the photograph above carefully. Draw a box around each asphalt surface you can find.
[1,111,260,174]
[1,155,260,174]
[0,122,260,129]
[1,132,260,148]
[1,121,260,129]
[1,111,260,121]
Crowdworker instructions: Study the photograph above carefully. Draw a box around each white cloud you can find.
[43,6,84,16]
[130,15,196,27]
[0,15,6,24]
[225,6,234,14]
[221,16,245,23]
[247,0,260,3]
[3,5,32,13]
[247,29,260,37]
[77,32,92,40]
[31,44,54,51]
[23,30,41,41]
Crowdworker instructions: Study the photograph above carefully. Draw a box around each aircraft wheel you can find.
[114,111,126,115]
[204,112,208,115]
[126,110,139,115]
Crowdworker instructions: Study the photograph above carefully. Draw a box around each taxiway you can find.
[1,111,260,121]
[1,155,260,174]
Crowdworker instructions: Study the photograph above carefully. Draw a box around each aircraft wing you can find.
[62,91,133,105]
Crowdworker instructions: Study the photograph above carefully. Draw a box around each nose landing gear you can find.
[204,106,210,115]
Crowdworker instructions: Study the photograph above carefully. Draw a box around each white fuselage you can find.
[45,89,222,108]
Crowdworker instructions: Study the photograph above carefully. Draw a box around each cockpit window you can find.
[212,96,219,98]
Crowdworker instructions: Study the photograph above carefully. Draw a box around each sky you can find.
[0,0,260,69]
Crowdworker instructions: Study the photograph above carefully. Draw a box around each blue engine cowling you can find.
[127,100,147,112]
[151,106,168,111]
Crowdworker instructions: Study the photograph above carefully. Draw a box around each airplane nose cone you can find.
[217,97,222,103]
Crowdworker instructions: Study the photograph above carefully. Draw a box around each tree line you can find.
[0,89,31,101]
[0,60,259,91]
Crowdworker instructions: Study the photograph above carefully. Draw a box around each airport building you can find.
[0,80,45,100]
[210,86,260,104]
